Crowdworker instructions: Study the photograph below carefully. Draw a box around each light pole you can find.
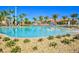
[15,6,17,20]
[14,6,17,25]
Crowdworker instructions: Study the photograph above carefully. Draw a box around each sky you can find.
[0,6,79,21]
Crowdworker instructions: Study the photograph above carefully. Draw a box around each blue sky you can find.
[0,6,79,21]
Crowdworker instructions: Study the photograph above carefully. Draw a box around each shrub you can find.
[38,38,43,42]
[62,35,66,37]
[56,35,61,38]
[3,37,10,41]
[13,39,19,42]
[0,36,2,39]
[65,34,71,37]
[11,46,21,53]
[23,39,31,43]
[70,39,75,42]
[73,34,79,40]
[49,42,57,48]
[73,36,77,39]
[61,39,71,44]
[0,48,3,53]
[47,36,54,40]
[32,46,38,50]
[6,40,16,47]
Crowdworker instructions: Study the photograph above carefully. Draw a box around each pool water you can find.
[0,26,72,38]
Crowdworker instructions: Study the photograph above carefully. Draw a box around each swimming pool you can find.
[0,26,72,38]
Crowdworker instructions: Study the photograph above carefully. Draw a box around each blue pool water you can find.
[0,26,72,38]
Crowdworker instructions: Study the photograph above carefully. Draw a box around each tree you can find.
[8,9,15,25]
[71,13,78,20]
[1,10,10,20]
[62,16,67,24]
[33,17,37,21]
[44,16,49,24]
[62,16,67,20]
[44,16,49,20]
[0,11,3,22]
[39,16,44,21]
[19,13,26,21]
[24,18,29,24]
[0,10,11,26]
[9,9,15,14]
[52,14,58,21]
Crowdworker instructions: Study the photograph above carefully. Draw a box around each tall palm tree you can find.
[0,11,3,22]
[19,13,26,25]
[0,10,11,25]
[0,12,3,25]
[62,16,67,24]
[70,13,78,25]
[39,16,44,24]
[44,16,49,20]
[52,14,58,25]
[52,14,58,21]
[24,18,29,24]
[33,17,37,24]
[71,13,78,20]
[19,13,26,21]
[9,9,15,14]
[39,16,44,21]
[1,10,10,20]
[33,17,37,21]
[44,16,49,24]
[8,9,15,25]
[62,16,67,20]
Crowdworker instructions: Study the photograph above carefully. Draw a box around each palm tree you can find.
[1,10,9,20]
[70,13,78,25]
[44,16,49,24]
[9,9,15,14]
[0,13,3,25]
[33,17,37,24]
[19,13,26,21]
[71,13,78,20]
[52,14,58,21]
[44,16,49,20]
[52,14,58,25]
[39,16,44,24]
[19,13,26,25]
[62,16,67,20]
[24,18,29,24]
[39,16,44,21]
[0,11,3,22]
[8,9,15,25]
[0,10,11,26]
[62,16,67,24]
[33,17,37,21]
